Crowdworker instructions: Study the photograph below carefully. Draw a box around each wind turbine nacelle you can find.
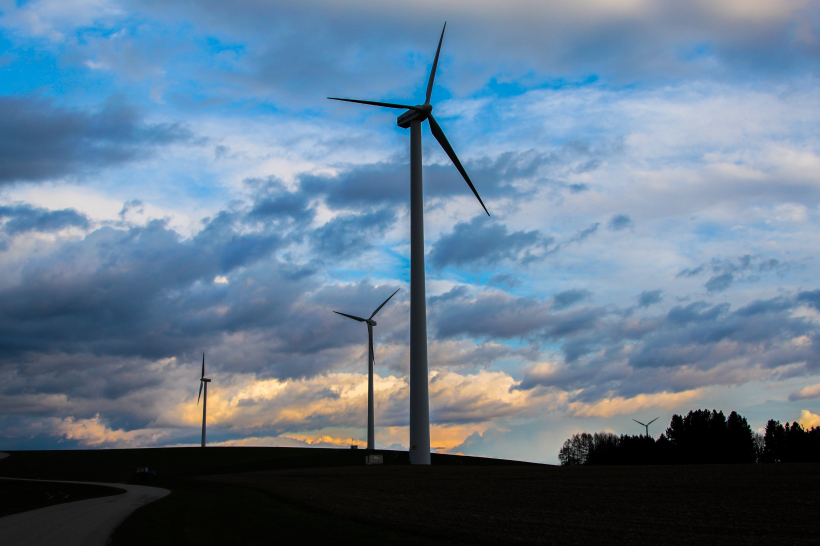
[397,109,425,129]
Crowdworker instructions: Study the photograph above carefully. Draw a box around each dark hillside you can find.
[205,463,820,546]
[0,447,535,483]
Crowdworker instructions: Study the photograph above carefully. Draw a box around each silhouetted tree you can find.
[665,409,720,463]
[808,426,820,462]
[559,432,593,466]
[762,421,820,463]
[586,432,619,465]
[557,410,812,465]
[763,419,786,463]
[753,432,765,463]
[726,411,756,463]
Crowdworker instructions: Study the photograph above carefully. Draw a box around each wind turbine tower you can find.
[198,353,211,448]
[334,288,400,450]
[329,23,489,465]
[633,417,659,438]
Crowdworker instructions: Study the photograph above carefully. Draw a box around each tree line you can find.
[558,409,820,465]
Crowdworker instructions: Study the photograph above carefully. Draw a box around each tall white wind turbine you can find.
[198,353,211,448]
[334,288,400,450]
[329,23,489,465]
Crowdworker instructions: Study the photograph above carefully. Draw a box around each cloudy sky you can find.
[2,0,820,463]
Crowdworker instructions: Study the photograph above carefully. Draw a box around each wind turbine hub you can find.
[368,319,377,326]
[397,106,430,129]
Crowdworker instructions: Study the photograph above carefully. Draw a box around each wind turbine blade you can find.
[197,381,203,405]
[427,114,490,216]
[648,417,659,425]
[328,98,421,110]
[201,353,205,379]
[632,419,647,426]
[369,288,400,320]
[334,311,367,322]
[425,22,446,104]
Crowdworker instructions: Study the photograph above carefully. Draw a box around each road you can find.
[0,453,169,546]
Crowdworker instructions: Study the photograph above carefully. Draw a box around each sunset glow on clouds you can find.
[2,0,820,463]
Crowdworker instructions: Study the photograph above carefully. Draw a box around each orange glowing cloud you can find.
[798,410,820,429]
[568,389,704,418]
[55,414,174,448]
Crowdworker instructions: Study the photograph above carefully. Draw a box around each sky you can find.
[2,0,820,464]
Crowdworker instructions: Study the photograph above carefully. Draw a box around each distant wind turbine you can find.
[329,23,489,465]
[633,417,659,437]
[198,353,211,448]
[334,288,400,450]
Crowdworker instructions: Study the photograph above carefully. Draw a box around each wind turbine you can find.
[329,23,489,465]
[334,288,400,450]
[633,417,659,438]
[197,353,211,448]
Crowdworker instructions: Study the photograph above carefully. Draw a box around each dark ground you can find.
[109,477,467,546]
[2,449,818,545]
[203,463,820,546]
[0,446,519,483]
[0,479,124,517]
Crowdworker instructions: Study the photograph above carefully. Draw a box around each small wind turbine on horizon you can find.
[198,353,211,448]
[633,417,659,437]
[329,23,489,465]
[334,288,400,451]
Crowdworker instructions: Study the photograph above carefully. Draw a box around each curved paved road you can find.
[0,453,169,546]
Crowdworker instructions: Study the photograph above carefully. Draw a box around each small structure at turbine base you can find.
[366,454,383,465]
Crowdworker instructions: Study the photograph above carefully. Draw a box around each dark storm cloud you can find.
[705,272,734,293]
[431,146,608,202]
[300,164,406,209]
[0,204,90,235]
[428,288,607,349]
[254,143,613,237]
[247,177,315,227]
[517,294,820,396]
[552,289,592,311]
[796,289,820,312]
[0,214,285,360]
[298,147,559,213]
[3,141,595,402]
[569,223,600,243]
[638,290,663,308]
[429,289,551,341]
[678,254,788,292]
[136,0,820,105]
[487,274,520,289]
[427,216,549,269]
[311,208,396,259]
[0,97,192,184]
[608,214,633,231]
